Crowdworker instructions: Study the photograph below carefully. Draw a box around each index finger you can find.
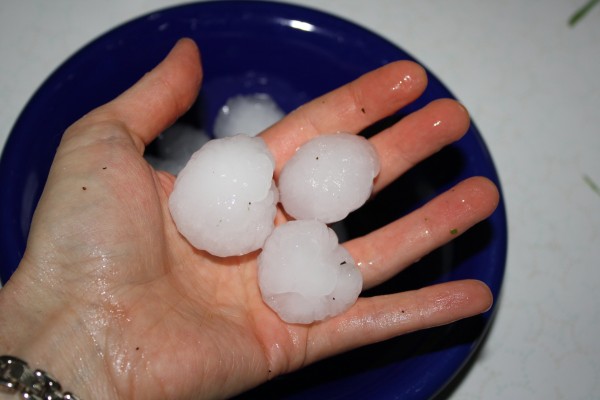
[261,61,427,175]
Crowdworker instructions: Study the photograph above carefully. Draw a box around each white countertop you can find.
[1,1,599,398]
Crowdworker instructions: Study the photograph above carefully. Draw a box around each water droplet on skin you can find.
[357,259,377,270]
[390,74,413,92]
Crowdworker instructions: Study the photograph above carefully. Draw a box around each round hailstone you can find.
[169,135,278,257]
[258,220,363,324]
[213,94,285,138]
[278,133,380,224]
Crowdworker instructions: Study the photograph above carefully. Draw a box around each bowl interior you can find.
[0,2,507,399]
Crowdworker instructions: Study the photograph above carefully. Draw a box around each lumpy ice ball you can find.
[278,133,380,223]
[258,220,363,324]
[169,135,278,257]
[213,94,285,138]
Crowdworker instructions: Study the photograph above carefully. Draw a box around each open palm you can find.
[2,39,498,399]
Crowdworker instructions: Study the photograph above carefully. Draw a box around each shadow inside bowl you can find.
[237,315,488,400]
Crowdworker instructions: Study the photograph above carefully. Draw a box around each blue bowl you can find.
[0,1,507,399]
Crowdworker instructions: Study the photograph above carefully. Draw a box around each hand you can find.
[0,39,498,399]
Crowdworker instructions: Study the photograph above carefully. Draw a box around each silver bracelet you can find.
[0,356,79,400]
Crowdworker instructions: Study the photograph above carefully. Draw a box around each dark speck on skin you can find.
[82,186,87,191]
[361,107,366,114]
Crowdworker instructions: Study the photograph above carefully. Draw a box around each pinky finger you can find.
[304,279,492,365]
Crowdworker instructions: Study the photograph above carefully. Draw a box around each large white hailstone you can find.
[258,220,363,324]
[278,133,380,224]
[213,94,285,138]
[169,135,278,257]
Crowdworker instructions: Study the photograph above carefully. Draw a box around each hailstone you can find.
[258,220,363,324]
[278,133,380,223]
[169,135,278,257]
[145,123,210,175]
[213,94,285,138]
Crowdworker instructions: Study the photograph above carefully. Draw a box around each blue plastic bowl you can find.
[0,2,507,399]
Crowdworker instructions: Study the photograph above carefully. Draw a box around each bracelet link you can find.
[0,355,28,393]
[22,369,62,400]
[0,356,79,399]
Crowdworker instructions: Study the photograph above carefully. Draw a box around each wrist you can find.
[0,264,116,399]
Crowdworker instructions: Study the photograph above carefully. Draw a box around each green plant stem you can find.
[569,0,600,26]
[583,174,600,198]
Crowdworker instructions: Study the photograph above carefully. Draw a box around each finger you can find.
[261,61,428,175]
[70,38,202,150]
[345,176,499,289]
[371,98,471,194]
[305,279,493,364]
